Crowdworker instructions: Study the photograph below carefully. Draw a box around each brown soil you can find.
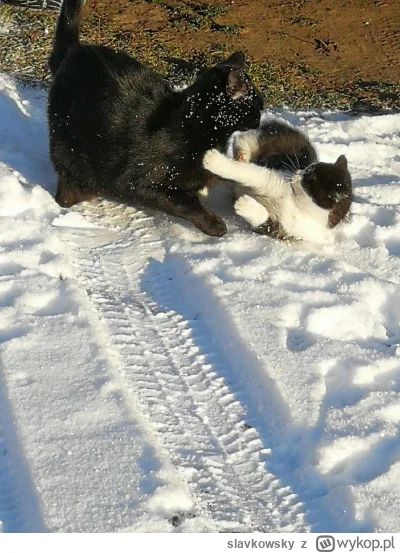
[96,0,399,84]
[1,0,399,111]
[87,0,400,110]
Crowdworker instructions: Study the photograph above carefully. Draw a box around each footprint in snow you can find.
[285,328,314,352]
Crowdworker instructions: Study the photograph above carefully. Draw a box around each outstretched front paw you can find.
[203,149,225,172]
[235,194,269,228]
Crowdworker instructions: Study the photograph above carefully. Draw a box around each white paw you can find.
[203,149,225,172]
[235,194,263,216]
[198,186,209,198]
[235,195,269,228]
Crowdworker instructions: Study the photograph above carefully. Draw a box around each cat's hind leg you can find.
[55,174,99,207]
[235,195,291,240]
[255,219,293,240]
[234,194,269,228]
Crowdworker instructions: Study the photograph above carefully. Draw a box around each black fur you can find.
[49,0,83,75]
[235,119,318,171]
[48,0,263,236]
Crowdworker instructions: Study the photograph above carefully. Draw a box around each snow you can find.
[0,72,400,532]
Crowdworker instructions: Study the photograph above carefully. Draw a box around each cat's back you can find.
[257,119,317,172]
[50,43,171,111]
[48,42,181,189]
[48,43,177,156]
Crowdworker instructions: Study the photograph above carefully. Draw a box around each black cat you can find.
[47,0,263,236]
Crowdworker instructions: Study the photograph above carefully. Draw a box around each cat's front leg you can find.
[203,149,238,181]
[235,194,270,228]
[136,185,227,237]
[203,149,272,192]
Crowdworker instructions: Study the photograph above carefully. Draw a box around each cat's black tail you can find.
[49,0,85,75]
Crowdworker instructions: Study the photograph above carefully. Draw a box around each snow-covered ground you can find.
[0,72,400,533]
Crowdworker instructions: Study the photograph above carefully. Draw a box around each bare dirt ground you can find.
[0,0,399,111]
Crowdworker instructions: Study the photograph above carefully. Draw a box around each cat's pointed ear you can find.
[335,155,348,171]
[217,51,246,70]
[227,69,250,100]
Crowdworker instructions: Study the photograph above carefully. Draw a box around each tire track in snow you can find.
[60,201,307,532]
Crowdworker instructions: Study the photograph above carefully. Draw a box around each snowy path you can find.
[58,204,305,532]
[0,74,400,532]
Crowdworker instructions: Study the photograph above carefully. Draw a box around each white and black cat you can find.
[203,119,352,242]
[47,0,263,236]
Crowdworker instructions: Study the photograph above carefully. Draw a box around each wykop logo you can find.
[316,536,335,552]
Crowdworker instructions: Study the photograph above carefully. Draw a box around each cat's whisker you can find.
[283,153,297,171]
[293,152,301,170]
[281,162,294,173]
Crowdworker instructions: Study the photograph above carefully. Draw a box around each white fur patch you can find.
[233,130,260,162]
[235,195,269,227]
[278,172,332,243]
